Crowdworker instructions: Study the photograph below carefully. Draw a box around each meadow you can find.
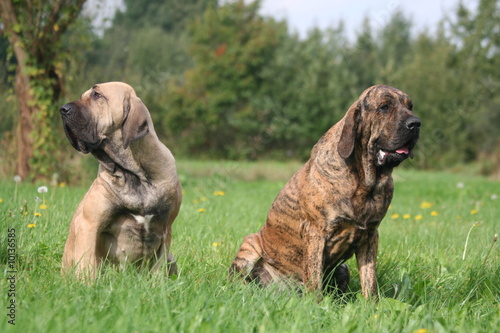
[1,161,498,332]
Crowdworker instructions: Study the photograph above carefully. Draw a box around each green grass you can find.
[1,162,499,332]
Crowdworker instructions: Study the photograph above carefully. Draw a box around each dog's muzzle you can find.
[376,116,421,167]
[60,103,101,153]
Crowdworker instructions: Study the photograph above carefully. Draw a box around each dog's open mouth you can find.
[376,146,414,166]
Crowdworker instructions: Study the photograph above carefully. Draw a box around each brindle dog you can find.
[230,85,420,299]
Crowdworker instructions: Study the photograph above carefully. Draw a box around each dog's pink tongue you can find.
[396,147,409,154]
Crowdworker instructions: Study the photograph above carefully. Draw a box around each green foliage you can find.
[162,0,287,159]
[158,0,500,166]
[22,5,89,180]
[0,166,498,331]
[113,0,217,32]
[1,0,500,179]
[29,77,63,177]
[86,0,215,82]
[0,0,87,179]
[250,27,355,159]
[79,0,215,127]
[389,0,500,170]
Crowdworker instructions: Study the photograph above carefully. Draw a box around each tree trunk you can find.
[1,0,86,179]
[1,0,37,179]
[14,69,36,179]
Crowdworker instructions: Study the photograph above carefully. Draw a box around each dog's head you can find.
[60,82,150,154]
[338,85,420,168]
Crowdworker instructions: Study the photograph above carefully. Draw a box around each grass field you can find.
[1,161,499,332]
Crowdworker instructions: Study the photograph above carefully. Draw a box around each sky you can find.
[258,0,473,39]
[85,0,476,38]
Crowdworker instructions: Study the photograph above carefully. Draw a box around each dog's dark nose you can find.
[60,103,73,115]
[405,116,421,130]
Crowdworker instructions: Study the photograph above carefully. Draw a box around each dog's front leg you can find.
[302,226,326,293]
[151,226,177,276]
[356,228,379,299]
[62,217,101,280]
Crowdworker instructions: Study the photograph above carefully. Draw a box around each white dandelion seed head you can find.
[491,194,498,200]
[51,173,59,186]
[37,186,48,194]
[456,182,465,189]
[13,175,21,183]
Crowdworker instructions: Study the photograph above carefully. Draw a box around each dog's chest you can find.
[106,212,164,240]
[131,213,154,233]
[103,212,166,263]
[124,212,168,241]
[101,169,171,213]
[323,222,370,264]
[321,194,389,265]
[348,182,393,226]
[121,182,164,211]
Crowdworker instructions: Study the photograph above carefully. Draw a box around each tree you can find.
[113,0,217,32]
[376,10,412,81]
[449,0,500,161]
[85,0,216,124]
[0,0,86,179]
[386,0,500,169]
[162,0,287,159]
[88,0,216,83]
[254,26,356,159]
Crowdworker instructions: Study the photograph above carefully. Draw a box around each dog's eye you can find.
[408,103,413,111]
[92,91,103,100]
[378,104,390,112]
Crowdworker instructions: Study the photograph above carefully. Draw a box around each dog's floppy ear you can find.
[122,93,150,149]
[337,101,360,159]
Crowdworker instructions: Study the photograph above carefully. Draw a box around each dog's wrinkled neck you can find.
[92,139,150,182]
[313,124,393,193]
[93,129,177,189]
[355,137,394,191]
[91,148,117,173]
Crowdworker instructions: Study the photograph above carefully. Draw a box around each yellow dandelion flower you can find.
[200,196,208,202]
[40,204,48,209]
[213,191,225,196]
[403,214,411,219]
[413,329,428,333]
[0,198,4,203]
[212,242,220,247]
[470,209,478,215]
[59,182,66,188]
[197,208,206,213]
[415,214,423,220]
[28,223,36,228]
[391,213,399,219]
[34,212,42,217]
[373,314,378,320]
[430,211,438,216]
[420,201,433,209]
